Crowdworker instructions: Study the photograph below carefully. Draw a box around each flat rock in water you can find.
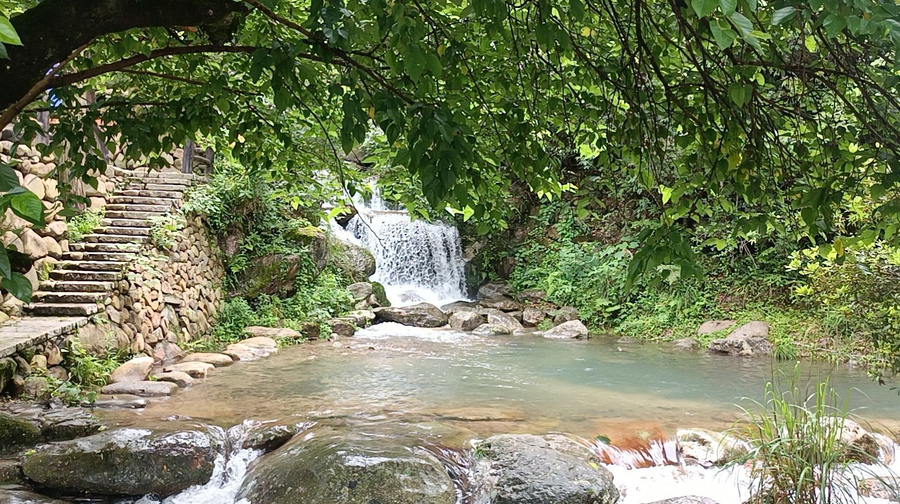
[670,337,700,351]
[675,428,748,467]
[473,323,511,336]
[240,421,316,453]
[472,434,619,504]
[163,362,214,378]
[244,326,300,339]
[241,336,278,348]
[21,428,216,497]
[152,371,194,388]
[543,320,590,339]
[100,381,178,397]
[486,309,522,332]
[708,321,772,357]
[696,320,736,335]
[439,301,480,315]
[236,428,455,504]
[0,485,69,503]
[90,394,147,409]
[449,311,484,331]
[344,310,376,326]
[225,342,277,361]
[181,353,234,367]
[108,356,154,384]
[374,303,448,328]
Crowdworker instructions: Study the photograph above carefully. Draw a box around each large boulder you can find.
[553,306,580,324]
[675,428,748,467]
[374,303,448,328]
[522,307,546,327]
[472,434,619,504]
[329,237,376,281]
[235,429,455,504]
[347,282,374,301]
[486,309,523,332]
[108,356,154,383]
[440,300,480,315]
[21,429,216,497]
[449,311,484,331]
[543,320,590,339]
[708,321,772,357]
[477,281,510,299]
[244,326,300,339]
[229,254,304,298]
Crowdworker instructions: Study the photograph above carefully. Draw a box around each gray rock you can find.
[675,428,748,467]
[22,428,216,497]
[472,434,619,504]
[347,282,374,301]
[100,381,178,397]
[480,296,522,312]
[345,310,376,327]
[329,237,376,281]
[152,371,194,388]
[543,320,590,339]
[522,307,546,327]
[240,421,316,453]
[181,353,234,367]
[152,341,184,365]
[473,324,511,336]
[164,362,214,378]
[109,357,154,384]
[553,306,580,324]
[236,428,455,504]
[0,357,16,393]
[374,303,448,328]
[328,319,356,337]
[0,413,40,456]
[439,300,480,315]
[517,289,547,303]
[670,337,700,351]
[449,311,484,331]
[0,485,69,503]
[486,309,523,332]
[225,338,279,361]
[244,326,300,339]
[0,459,22,483]
[477,281,510,299]
[697,320,736,334]
[708,321,772,357]
[230,253,304,298]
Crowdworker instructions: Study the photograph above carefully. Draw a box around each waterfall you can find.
[334,191,469,307]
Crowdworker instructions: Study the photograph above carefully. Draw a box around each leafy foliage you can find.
[0,163,45,301]
[65,208,103,242]
[148,213,184,250]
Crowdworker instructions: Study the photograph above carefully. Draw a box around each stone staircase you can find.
[25,169,198,317]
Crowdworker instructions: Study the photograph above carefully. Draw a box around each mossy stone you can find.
[0,412,40,456]
[0,357,17,393]
[370,281,390,307]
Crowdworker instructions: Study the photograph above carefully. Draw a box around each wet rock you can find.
[0,459,22,483]
[472,434,619,504]
[374,303,448,328]
[477,281,510,299]
[644,497,721,504]
[0,357,16,392]
[859,477,900,502]
[543,320,590,339]
[831,418,880,462]
[181,353,234,367]
[164,362,214,378]
[236,429,455,504]
[697,320,736,334]
[0,485,69,503]
[22,428,216,497]
[486,309,523,332]
[522,307,546,327]
[481,296,522,312]
[152,341,184,365]
[100,381,178,397]
[329,319,356,337]
[152,371,194,388]
[299,321,321,340]
[345,310,376,327]
[670,338,700,351]
[473,323,511,336]
[369,281,390,307]
[244,326,300,339]
[0,413,40,455]
[89,395,147,409]
[109,356,154,383]
[553,306,580,324]
[440,300,480,315]
[240,421,316,453]
[347,282,373,301]
[225,337,278,361]
[450,311,484,331]
[875,433,896,464]
[708,321,772,357]
[676,428,748,467]
[329,237,376,281]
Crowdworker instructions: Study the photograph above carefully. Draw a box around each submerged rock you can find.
[240,421,316,453]
[450,311,484,331]
[473,323,511,336]
[21,428,216,497]
[675,428,748,467]
[236,429,455,504]
[374,303,448,328]
[707,321,772,357]
[670,337,700,351]
[543,320,590,339]
[472,433,619,504]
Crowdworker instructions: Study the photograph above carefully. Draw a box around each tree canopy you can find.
[2,0,900,284]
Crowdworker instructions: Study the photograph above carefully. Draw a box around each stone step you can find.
[100,218,152,228]
[120,189,184,199]
[63,251,135,262]
[60,260,129,272]
[105,204,173,213]
[50,270,123,282]
[94,226,151,236]
[24,303,99,316]
[125,176,193,185]
[81,233,148,243]
[39,280,114,292]
[109,196,180,206]
[33,291,106,303]
[105,210,167,220]
[126,183,190,192]
[69,242,141,253]
[115,167,197,179]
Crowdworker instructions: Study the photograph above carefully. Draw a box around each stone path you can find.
[0,316,89,358]
[25,168,199,317]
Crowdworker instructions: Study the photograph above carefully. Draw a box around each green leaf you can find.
[719,0,736,16]
[728,82,747,105]
[823,14,846,38]
[711,20,737,49]
[771,6,796,26]
[0,16,21,46]
[405,45,426,83]
[0,246,10,280]
[425,52,442,77]
[10,191,44,226]
[0,164,19,192]
[728,11,754,36]
[569,0,585,20]
[691,0,718,17]
[0,42,7,60]
[2,272,31,302]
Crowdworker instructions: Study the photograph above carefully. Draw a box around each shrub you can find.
[66,209,104,242]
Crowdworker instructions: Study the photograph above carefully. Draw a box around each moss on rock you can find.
[0,412,40,456]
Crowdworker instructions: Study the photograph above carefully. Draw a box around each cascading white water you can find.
[334,191,469,307]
